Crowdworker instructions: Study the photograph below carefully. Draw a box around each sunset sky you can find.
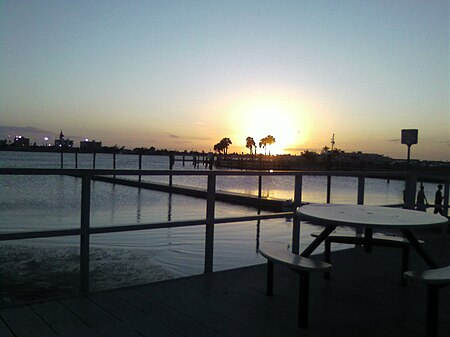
[1,1,448,160]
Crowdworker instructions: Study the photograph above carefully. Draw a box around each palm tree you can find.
[259,135,276,155]
[213,143,222,154]
[259,138,267,155]
[214,137,233,154]
[245,137,256,155]
[266,135,275,155]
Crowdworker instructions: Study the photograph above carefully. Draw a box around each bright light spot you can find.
[44,137,48,141]
[85,138,89,141]
[269,169,274,173]
[229,95,311,155]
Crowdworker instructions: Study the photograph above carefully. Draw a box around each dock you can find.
[92,176,288,211]
[1,233,448,337]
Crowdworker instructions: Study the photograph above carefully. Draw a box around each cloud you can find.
[166,133,212,141]
[0,125,52,137]
[284,147,317,153]
[431,140,450,145]
[387,138,400,143]
[190,136,213,141]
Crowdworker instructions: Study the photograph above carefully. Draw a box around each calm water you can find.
[0,151,439,278]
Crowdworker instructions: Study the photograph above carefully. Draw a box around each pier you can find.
[1,234,448,337]
[91,175,287,211]
[1,167,449,336]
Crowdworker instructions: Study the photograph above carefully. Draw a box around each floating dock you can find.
[92,176,288,211]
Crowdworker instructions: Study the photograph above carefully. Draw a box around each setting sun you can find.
[229,96,310,155]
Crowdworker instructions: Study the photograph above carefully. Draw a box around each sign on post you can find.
[401,129,418,162]
[401,129,418,146]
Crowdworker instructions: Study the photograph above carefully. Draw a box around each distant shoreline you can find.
[1,147,449,174]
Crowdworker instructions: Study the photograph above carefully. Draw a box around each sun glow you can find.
[229,96,310,155]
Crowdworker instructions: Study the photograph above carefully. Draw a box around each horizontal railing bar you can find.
[0,229,80,241]
[89,219,207,234]
[214,212,293,224]
[0,168,448,181]
[0,212,294,241]
[62,213,295,235]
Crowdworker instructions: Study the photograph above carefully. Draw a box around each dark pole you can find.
[113,151,116,178]
[138,153,142,182]
[169,154,174,187]
[60,150,64,169]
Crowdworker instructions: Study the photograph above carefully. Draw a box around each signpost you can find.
[401,129,418,162]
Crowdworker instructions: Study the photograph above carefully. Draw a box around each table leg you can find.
[292,216,300,254]
[364,227,373,253]
[401,229,438,269]
[300,225,337,257]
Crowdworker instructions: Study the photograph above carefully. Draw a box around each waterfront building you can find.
[13,135,30,147]
[54,130,74,148]
[80,139,102,151]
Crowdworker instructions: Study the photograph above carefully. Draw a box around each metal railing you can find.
[0,168,448,294]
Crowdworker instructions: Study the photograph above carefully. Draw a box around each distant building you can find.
[80,139,102,151]
[13,135,30,147]
[54,130,74,148]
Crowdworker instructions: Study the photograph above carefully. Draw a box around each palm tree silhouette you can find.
[246,137,256,155]
[259,135,276,155]
[217,137,232,154]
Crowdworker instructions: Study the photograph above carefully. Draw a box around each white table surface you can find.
[296,204,448,229]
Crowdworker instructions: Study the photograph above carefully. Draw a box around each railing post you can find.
[80,175,91,294]
[356,176,365,236]
[113,151,116,178]
[60,150,64,169]
[292,175,303,254]
[258,175,262,199]
[204,173,216,274]
[326,176,331,203]
[75,151,78,169]
[93,152,96,169]
[169,154,174,187]
[357,176,365,205]
[404,173,417,209]
[138,153,142,182]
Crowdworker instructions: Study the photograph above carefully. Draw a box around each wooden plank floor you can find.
[1,235,449,337]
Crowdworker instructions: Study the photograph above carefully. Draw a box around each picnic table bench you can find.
[405,265,450,337]
[259,242,332,328]
[311,231,424,284]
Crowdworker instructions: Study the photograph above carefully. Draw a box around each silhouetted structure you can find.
[80,139,102,151]
[54,130,74,148]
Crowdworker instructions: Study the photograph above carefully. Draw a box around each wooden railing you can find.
[0,168,448,294]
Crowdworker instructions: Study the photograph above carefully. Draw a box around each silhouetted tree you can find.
[213,143,223,154]
[219,137,232,154]
[321,145,329,154]
[259,135,276,155]
[245,137,256,155]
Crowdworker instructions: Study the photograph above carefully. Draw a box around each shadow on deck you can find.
[1,235,449,337]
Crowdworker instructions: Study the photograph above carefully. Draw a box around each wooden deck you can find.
[1,235,449,337]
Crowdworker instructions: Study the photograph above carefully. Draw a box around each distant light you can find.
[85,138,89,141]
[44,137,48,141]
[269,169,274,173]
